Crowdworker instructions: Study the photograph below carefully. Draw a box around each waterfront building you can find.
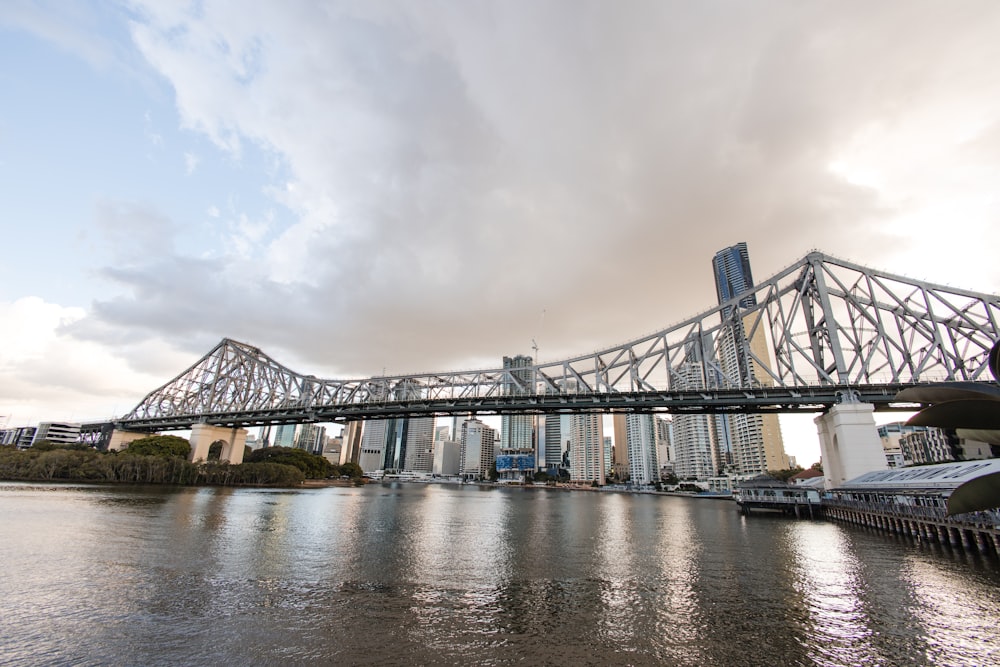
[878,422,923,467]
[460,418,496,480]
[402,417,435,473]
[568,412,605,485]
[655,416,672,471]
[603,435,614,478]
[31,422,81,447]
[496,448,536,482]
[899,428,959,465]
[433,439,461,476]
[501,355,535,455]
[358,420,388,473]
[823,459,1000,556]
[712,243,789,475]
[357,380,435,473]
[625,413,659,485]
[671,335,719,480]
[876,422,981,467]
[539,409,564,474]
[611,415,629,481]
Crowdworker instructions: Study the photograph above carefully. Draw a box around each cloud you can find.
[0,297,188,423]
[60,0,1000,385]
[184,151,199,174]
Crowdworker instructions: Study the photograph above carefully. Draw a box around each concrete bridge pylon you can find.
[815,398,887,489]
[189,424,248,464]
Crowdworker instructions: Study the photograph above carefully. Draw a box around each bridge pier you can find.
[106,429,156,452]
[189,424,248,464]
[814,401,887,489]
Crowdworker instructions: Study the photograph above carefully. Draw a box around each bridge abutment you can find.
[814,401,887,489]
[189,425,248,464]
[106,429,156,452]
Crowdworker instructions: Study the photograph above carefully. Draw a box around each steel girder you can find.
[120,252,1000,429]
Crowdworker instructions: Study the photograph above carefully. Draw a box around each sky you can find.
[3,1,1000,466]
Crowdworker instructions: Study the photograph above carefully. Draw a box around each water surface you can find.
[1,482,997,666]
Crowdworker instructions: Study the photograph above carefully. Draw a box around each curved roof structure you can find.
[838,459,1000,516]
[898,339,1000,444]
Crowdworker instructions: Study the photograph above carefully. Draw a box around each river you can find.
[1,481,998,666]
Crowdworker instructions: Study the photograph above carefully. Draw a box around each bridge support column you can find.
[815,401,886,489]
[106,429,156,452]
[189,425,248,464]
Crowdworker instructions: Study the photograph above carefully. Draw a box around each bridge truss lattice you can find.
[120,252,1000,430]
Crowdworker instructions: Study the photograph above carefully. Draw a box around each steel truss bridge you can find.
[119,252,1000,432]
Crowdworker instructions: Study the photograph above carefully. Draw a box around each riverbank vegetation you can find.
[0,439,362,488]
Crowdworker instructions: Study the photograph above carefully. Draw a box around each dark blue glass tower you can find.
[712,242,756,311]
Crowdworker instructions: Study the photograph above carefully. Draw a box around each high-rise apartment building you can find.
[502,355,535,454]
[625,414,659,485]
[460,417,496,480]
[568,412,605,484]
[539,386,565,473]
[402,417,435,473]
[611,415,630,481]
[712,243,790,475]
[359,380,435,473]
[671,334,719,480]
[655,416,672,466]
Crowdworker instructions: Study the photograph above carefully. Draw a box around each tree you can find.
[244,446,333,479]
[124,435,192,459]
[339,461,363,478]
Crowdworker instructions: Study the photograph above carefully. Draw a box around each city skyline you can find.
[4,2,1000,470]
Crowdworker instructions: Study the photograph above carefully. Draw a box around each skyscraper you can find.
[342,421,363,464]
[295,423,326,454]
[502,355,535,453]
[624,413,659,485]
[460,417,496,480]
[713,241,756,314]
[611,415,630,481]
[670,332,721,480]
[568,412,605,484]
[361,380,434,472]
[273,423,297,448]
[358,419,388,473]
[711,243,790,475]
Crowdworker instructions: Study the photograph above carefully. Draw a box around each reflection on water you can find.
[1,481,999,666]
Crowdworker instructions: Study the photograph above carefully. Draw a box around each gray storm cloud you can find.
[71,0,1000,378]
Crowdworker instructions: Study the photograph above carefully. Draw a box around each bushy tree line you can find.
[0,438,305,487]
[240,448,364,480]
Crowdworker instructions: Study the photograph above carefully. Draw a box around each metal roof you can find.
[839,459,1000,492]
